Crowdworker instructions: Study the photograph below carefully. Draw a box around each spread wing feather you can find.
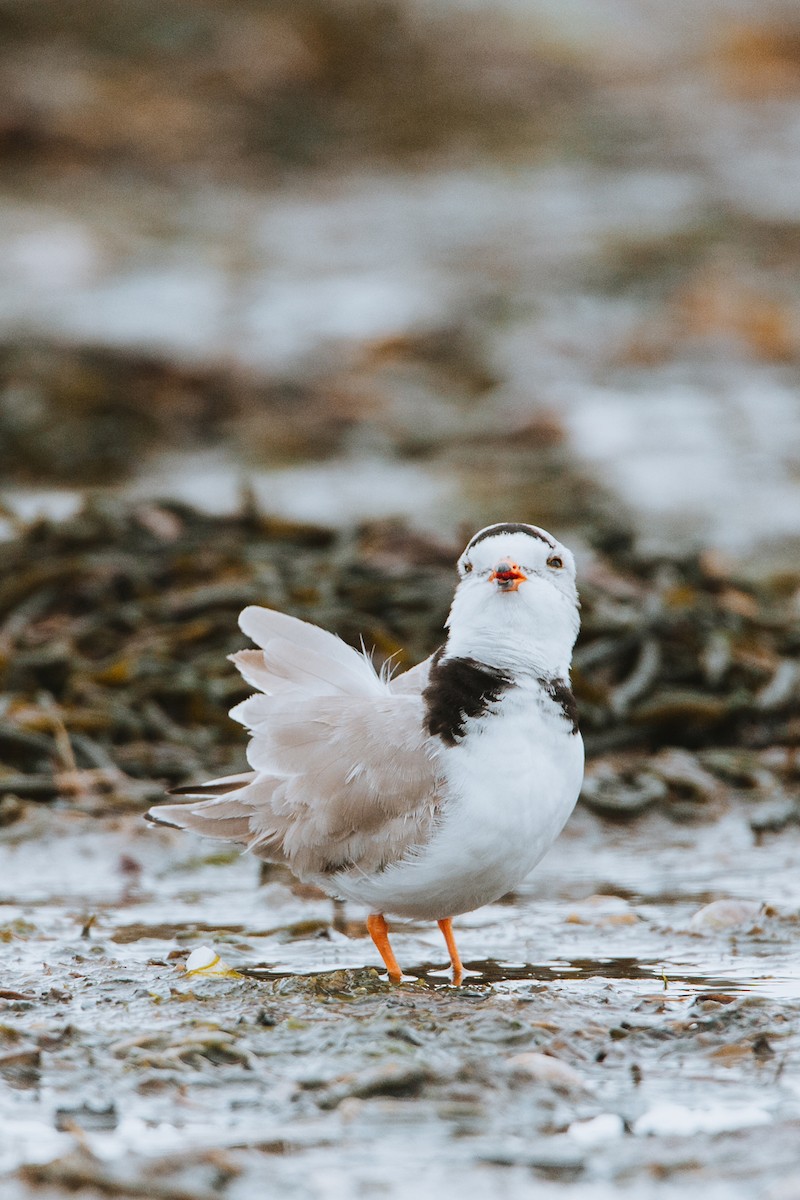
[147,607,441,881]
[238,606,382,694]
[388,656,434,695]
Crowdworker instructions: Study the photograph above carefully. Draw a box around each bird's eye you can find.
[463,562,473,573]
[547,555,564,570]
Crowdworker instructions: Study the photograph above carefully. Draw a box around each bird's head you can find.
[445,522,580,676]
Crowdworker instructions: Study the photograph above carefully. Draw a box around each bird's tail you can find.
[145,771,257,842]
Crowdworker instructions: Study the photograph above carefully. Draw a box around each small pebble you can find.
[565,894,637,927]
[568,1113,625,1145]
[689,899,767,932]
[506,1051,591,1094]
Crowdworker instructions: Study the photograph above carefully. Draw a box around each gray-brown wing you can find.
[147,691,441,880]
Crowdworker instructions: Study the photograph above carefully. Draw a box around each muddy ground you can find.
[2,785,800,1200]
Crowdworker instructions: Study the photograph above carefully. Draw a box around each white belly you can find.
[332,689,584,920]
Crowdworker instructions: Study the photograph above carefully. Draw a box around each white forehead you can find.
[461,523,568,568]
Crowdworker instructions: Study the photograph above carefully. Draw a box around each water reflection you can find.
[240,955,785,994]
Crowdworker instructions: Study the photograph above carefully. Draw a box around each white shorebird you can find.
[147,522,584,984]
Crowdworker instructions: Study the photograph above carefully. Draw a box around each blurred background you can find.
[1,0,799,792]
[1,0,799,558]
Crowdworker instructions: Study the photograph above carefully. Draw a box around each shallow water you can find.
[2,795,800,1198]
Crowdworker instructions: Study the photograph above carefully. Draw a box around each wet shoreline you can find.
[3,791,800,1198]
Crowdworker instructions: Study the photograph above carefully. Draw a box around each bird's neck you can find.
[443,584,578,681]
[442,627,574,681]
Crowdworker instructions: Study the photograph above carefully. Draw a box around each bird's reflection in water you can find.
[241,956,751,992]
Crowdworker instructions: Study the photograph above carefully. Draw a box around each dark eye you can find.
[463,562,473,573]
[547,555,563,570]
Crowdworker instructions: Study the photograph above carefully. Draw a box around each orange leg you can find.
[437,917,464,986]
[366,913,402,983]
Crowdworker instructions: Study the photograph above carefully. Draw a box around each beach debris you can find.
[184,946,242,978]
[580,760,667,817]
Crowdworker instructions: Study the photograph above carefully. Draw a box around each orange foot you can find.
[366,912,402,983]
[438,917,464,986]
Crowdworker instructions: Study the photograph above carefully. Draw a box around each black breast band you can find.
[423,650,513,746]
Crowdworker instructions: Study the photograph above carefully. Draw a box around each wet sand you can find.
[2,789,800,1199]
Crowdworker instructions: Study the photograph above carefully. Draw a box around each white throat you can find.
[443,575,579,679]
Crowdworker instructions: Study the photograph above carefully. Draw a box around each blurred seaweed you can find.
[0,0,589,178]
[0,498,797,815]
[0,341,363,484]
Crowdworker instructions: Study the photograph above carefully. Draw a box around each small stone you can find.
[565,894,638,927]
[688,899,767,932]
[0,1047,41,1087]
[506,1051,591,1094]
[709,1042,751,1064]
[316,1061,435,1109]
[567,1113,625,1145]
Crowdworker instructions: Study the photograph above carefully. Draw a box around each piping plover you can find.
[147,522,584,983]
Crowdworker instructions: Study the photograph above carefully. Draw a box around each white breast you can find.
[332,680,584,920]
